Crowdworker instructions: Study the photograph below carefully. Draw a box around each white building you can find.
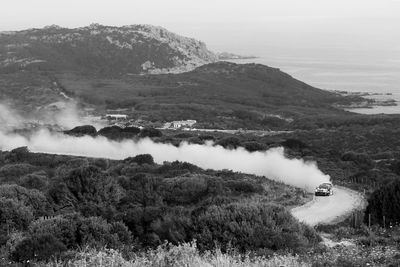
[105,114,128,120]
[171,120,197,128]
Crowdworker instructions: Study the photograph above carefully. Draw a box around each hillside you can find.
[56,62,362,129]
[0,24,365,128]
[0,24,217,75]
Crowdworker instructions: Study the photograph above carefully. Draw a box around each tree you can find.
[0,163,36,183]
[7,147,30,162]
[0,197,33,231]
[61,166,124,215]
[0,184,51,217]
[365,179,400,225]
[19,172,49,191]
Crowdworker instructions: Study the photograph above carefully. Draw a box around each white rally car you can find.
[315,182,333,196]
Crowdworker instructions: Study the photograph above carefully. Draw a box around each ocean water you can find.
[228,51,400,114]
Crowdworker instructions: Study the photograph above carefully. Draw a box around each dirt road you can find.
[291,186,366,226]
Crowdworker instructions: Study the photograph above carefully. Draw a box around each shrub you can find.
[341,151,373,168]
[174,132,193,138]
[281,139,308,150]
[124,154,154,165]
[139,128,162,138]
[225,179,263,194]
[64,125,97,137]
[0,197,33,231]
[193,202,319,252]
[0,184,51,217]
[18,172,49,191]
[29,215,79,248]
[61,166,124,213]
[0,163,37,182]
[11,233,66,262]
[243,141,266,152]
[161,175,209,204]
[365,179,400,225]
[78,216,128,249]
[199,135,215,141]
[7,147,30,162]
[97,126,140,140]
[29,214,132,250]
[216,137,241,149]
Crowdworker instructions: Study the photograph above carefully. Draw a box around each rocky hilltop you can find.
[0,24,217,75]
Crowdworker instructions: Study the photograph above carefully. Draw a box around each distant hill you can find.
[55,62,362,129]
[0,24,364,128]
[0,24,217,75]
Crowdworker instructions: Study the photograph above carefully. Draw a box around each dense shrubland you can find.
[0,148,315,264]
[2,112,400,265]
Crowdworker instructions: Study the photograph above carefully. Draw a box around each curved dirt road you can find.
[291,186,366,226]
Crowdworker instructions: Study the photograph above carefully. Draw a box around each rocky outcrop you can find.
[0,24,218,75]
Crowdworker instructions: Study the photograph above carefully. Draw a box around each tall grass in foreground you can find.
[48,242,310,267]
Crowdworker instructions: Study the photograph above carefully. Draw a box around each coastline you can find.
[334,90,400,114]
[226,57,400,115]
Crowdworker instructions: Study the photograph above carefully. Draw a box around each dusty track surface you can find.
[291,186,366,226]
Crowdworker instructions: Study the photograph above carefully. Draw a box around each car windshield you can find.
[319,184,330,189]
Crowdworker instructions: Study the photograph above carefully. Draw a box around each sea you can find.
[228,50,400,115]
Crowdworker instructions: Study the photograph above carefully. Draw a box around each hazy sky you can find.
[1,0,400,53]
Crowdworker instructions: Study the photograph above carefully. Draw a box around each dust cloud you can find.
[0,104,330,192]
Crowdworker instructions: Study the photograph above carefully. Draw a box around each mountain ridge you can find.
[0,23,218,75]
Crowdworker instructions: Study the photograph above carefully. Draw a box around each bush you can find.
[281,139,308,150]
[0,163,37,182]
[243,141,267,152]
[29,214,132,250]
[365,179,400,225]
[193,202,319,252]
[124,154,154,165]
[390,160,400,175]
[29,215,79,248]
[341,151,373,169]
[216,137,241,149]
[78,216,130,249]
[18,172,49,190]
[225,179,263,194]
[161,175,209,204]
[0,197,33,231]
[139,128,162,138]
[61,166,124,213]
[97,126,140,140]
[8,147,30,162]
[11,233,66,262]
[0,184,51,217]
[64,125,97,137]
[199,135,215,141]
[174,132,194,138]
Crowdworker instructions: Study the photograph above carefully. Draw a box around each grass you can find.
[47,242,310,267]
